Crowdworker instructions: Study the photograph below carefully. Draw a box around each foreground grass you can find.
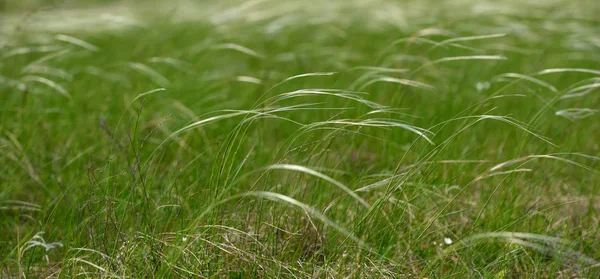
[1,0,599,277]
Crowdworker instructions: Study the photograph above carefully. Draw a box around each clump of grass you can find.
[1,0,599,277]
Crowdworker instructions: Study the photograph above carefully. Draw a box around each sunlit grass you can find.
[1,0,599,277]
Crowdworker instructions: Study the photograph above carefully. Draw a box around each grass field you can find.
[1,0,600,277]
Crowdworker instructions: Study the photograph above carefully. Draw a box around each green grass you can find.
[1,0,600,277]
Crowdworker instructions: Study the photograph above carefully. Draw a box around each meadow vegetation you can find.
[1,0,599,277]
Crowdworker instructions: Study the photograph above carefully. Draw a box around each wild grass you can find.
[1,0,599,277]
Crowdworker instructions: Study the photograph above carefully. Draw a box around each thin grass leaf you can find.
[55,34,101,52]
[535,68,600,76]
[268,72,336,92]
[359,76,435,91]
[429,33,506,51]
[210,43,264,59]
[21,75,71,99]
[128,62,170,87]
[560,81,600,99]
[131,88,166,103]
[555,108,598,120]
[265,164,370,208]
[1,45,63,59]
[492,73,558,93]
[236,76,263,84]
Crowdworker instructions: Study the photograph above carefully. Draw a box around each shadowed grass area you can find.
[1,0,599,277]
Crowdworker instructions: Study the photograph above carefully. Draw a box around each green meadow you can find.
[1,0,599,277]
